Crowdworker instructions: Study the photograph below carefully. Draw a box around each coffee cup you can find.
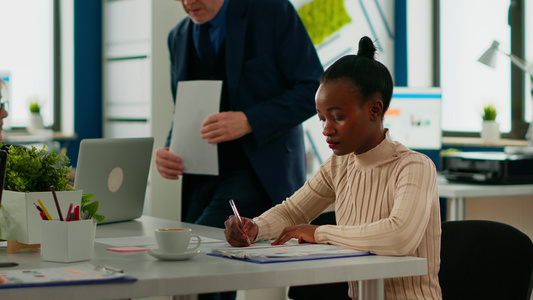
[154,228,201,254]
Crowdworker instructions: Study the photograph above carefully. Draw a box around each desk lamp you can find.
[478,40,533,153]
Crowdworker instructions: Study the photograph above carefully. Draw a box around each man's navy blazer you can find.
[167,0,323,204]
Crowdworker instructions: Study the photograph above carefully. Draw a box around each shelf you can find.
[4,129,77,143]
[442,137,528,148]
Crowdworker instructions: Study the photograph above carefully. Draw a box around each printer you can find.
[440,151,533,184]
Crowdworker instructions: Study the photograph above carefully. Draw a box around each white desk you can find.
[437,176,533,221]
[0,216,427,300]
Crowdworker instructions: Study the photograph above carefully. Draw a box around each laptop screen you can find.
[74,137,154,224]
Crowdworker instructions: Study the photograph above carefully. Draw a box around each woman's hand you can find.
[271,224,319,245]
[224,215,258,247]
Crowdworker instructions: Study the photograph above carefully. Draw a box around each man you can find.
[155,0,322,230]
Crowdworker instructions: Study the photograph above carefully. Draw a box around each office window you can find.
[439,0,532,138]
[0,1,54,129]
[440,0,512,134]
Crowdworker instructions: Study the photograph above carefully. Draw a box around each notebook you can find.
[74,137,154,224]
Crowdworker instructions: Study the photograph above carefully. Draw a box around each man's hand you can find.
[271,224,319,245]
[155,147,185,179]
[200,111,252,144]
[224,215,258,247]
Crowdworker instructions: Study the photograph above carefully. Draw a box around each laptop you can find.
[74,137,154,224]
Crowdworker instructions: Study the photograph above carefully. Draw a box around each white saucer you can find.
[147,249,200,261]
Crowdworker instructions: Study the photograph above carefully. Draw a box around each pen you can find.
[229,199,251,245]
[50,185,64,221]
[65,203,73,222]
[34,202,43,213]
[37,198,53,221]
[35,203,48,220]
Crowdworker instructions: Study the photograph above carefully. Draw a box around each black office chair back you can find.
[439,220,533,300]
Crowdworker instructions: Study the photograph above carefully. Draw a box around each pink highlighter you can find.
[65,203,73,222]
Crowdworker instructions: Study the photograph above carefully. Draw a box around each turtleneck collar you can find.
[352,129,404,169]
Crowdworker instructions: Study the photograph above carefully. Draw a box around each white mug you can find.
[154,228,201,253]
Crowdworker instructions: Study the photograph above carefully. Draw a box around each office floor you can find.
[135,287,289,300]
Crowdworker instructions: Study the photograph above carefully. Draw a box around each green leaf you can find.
[482,104,497,121]
[29,101,41,113]
[83,201,99,215]
[80,193,105,222]
[92,213,105,223]
[81,193,94,206]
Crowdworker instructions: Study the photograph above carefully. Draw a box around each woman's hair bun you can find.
[357,36,376,59]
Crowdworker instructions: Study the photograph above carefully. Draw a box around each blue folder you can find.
[0,275,137,290]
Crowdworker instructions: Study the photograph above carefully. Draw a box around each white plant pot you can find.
[28,113,44,133]
[0,190,82,244]
[481,121,500,141]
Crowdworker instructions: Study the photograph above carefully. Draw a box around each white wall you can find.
[146,1,186,221]
[407,0,433,87]
[60,0,75,136]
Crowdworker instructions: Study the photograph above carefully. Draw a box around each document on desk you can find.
[96,235,222,247]
[208,240,371,264]
[0,264,136,289]
[169,80,222,176]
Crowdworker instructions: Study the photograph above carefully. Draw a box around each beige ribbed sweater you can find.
[254,132,442,299]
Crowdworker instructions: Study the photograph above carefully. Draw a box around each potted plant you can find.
[28,100,44,133]
[0,144,82,245]
[481,104,499,141]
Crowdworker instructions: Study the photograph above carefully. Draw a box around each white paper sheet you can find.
[95,235,223,247]
[169,80,222,175]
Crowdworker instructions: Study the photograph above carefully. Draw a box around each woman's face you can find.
[0,83,8,141]
[315,79,384,156]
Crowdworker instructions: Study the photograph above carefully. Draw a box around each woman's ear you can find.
[368,97,384,121]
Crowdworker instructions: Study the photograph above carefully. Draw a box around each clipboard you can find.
[208,243,372,264]
[208,251,372,264]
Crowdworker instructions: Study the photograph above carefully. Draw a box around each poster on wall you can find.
[292,0,395,69]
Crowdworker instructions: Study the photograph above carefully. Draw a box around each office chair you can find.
[439,220,533,300]
[287,211,351,300]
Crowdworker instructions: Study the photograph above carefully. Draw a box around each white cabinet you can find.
[102,0,185,221]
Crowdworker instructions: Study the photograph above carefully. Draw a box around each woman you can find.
[224,36,442,299]
[0,78,8,142]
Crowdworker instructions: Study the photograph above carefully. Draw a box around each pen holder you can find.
[0,189,82,245]
[40,219,96,263]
